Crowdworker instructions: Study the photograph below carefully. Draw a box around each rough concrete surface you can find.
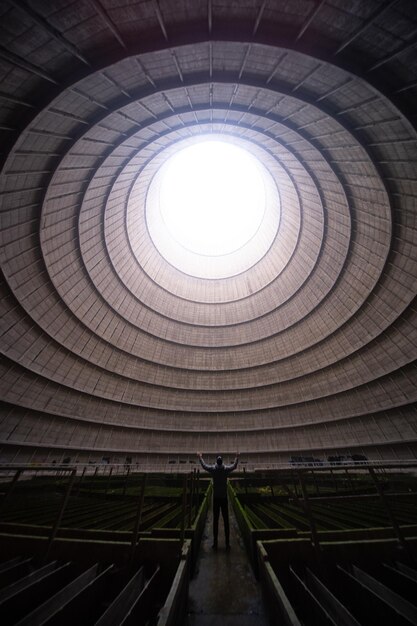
[187,504,268,625]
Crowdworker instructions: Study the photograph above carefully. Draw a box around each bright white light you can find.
[159,141,266,256]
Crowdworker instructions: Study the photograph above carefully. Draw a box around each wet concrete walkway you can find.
[186,503,268,625]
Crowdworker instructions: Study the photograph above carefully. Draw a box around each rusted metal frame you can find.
[0,468,22,514]
[43,468,77,563]
[180,474,188,547]
[297,470,321,551]
[9,0,90,65]
[295,0,327,42]
[367,466,407,551]
[334,0,399,55]
[129,473,148,568]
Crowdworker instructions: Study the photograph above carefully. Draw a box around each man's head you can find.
[216,455,223,466]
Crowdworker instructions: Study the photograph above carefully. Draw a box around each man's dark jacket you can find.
[199,457,238,498]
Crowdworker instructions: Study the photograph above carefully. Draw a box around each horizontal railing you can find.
[0,457,416,476]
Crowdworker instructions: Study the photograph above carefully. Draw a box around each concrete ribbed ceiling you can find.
[0,0,417,466]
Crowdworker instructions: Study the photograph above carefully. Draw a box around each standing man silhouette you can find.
[198,452,239,549]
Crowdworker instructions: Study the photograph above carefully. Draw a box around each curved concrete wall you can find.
[0,1,416,466]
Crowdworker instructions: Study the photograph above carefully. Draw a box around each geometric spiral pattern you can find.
[0,1,416,466]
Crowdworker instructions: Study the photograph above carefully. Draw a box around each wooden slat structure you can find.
[0,466,211,625]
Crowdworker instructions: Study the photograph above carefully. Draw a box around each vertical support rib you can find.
[243,466,248,507]
[105,466,113,496]
[88,0,127,50]
[334,0,399,55]
[89,465,99,496]
[43,468,76,563]
[188,468,195,527]
[122,464,131,496]
[208,0,212,35]
[180,473,188,547]
[129,473,147,569]
[295,0,326,42]
[368,466,407,552]
[0,468,22,514]
[75,465,86,496]
[196,469,200,511]
[311,468,320,496]
[298,470,320,552]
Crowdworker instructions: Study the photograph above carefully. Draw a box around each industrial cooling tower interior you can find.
[1,0,417,469]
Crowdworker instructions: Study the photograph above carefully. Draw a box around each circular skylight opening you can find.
[143,136,281,280]
[158,141,266,256]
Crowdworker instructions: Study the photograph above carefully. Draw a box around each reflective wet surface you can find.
[187,503,268,625]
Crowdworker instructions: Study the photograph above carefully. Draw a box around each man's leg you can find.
[212,497,221,548]
[220,497,230,547]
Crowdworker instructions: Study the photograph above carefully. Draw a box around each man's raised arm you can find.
[197,452,211,472]
[226,453,239,472]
